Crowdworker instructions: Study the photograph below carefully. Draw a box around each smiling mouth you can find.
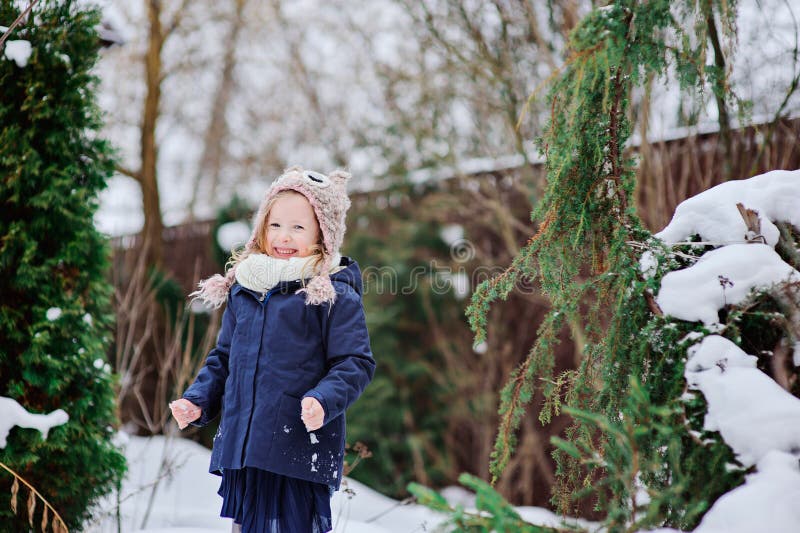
[274,247,297,256]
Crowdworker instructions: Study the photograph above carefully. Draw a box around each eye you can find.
[269,223,280,228]
[303,170,331,188]
[293,225,304,231]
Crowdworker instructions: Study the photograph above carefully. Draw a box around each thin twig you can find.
[0,0,40,50]
[84,440,192,528]
[364,496,416,523]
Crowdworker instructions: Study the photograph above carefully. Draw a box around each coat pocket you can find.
[271,392,344,484]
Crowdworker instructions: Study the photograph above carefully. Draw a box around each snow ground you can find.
[83,433,447,533]
[80,432,596,532]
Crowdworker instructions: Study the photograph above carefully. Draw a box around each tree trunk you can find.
[703,1,732,179]
[141,0,165,268]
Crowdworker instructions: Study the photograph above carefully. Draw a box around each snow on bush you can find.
[655,169,800,247]
[216,220,250,252]
[656,244,800,325]
[0,396,69,448]
[4,39,32,68]
[650,169,800,533]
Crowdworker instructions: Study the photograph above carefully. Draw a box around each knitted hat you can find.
[191,166,351,307]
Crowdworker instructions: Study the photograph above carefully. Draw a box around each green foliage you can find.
[0,1,126,529]
[343,184,459,497]
[408,475,569,532]
[552,373,744,531]
[430,0,748,530]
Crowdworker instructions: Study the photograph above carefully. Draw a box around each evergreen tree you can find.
[408,0,779,530]
[0,1,125,530]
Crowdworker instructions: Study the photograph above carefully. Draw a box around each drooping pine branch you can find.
[482,1,646,481]
[469,1,742,527]
[415,1,745,530]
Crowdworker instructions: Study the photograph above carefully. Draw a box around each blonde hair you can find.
[228,190,326,280]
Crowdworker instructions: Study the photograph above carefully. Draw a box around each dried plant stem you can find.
[0,460,68,533]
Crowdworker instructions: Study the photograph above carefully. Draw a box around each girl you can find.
[170,166,375,533]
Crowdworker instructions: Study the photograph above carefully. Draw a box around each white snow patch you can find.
[439,224,465,246]
[692,451,800,533]
[0,396,69,448]
[517,506,595,531]
[46,307,62,321]
[83,313,93,325]
[656,244,800,324]
[656,169,800,247]
[678,331,705,345]
[4,39,32,67]
[87,434,231,532]
[639,250,658,278]
[84,433,603,533]
[440,271,470,299]
[685,335,800,467]
[473,341,488,354]
[309,432,319,444]
[215,221,251,252]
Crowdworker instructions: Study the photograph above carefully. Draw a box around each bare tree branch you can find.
[0,0,40,50]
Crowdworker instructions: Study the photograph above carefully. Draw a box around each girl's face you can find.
[265,192,321,259]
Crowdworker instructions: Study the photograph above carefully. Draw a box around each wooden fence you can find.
[113,116,800,291]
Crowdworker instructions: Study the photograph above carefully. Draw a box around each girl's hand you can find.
[301,397,324,431]
[169,399,201,429]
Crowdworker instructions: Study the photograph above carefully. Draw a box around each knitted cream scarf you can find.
[235,253,342,294]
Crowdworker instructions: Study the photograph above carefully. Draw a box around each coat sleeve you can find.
[182,293,236,426]
[303,285,375,426]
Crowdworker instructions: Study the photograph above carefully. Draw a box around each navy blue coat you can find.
[182,258,375,489]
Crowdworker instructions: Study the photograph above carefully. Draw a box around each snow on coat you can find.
[182,257,375,489]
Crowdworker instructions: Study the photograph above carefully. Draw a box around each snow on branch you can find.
[656,169,800,247]
[0,396,69,448]
[685,335,800,466]
[681,335,800,532]
[692,450,800,532]
[656,243,800,325]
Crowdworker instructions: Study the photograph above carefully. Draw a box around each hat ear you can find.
[328,169,351,185]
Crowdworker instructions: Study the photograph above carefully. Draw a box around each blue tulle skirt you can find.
[218,467,333,533]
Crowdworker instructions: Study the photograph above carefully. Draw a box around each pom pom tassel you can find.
[297,275,337,305]
[189,270,235,309]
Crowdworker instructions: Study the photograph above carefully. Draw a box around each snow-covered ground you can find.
[82,432,447,533]
[78,431,601,532]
